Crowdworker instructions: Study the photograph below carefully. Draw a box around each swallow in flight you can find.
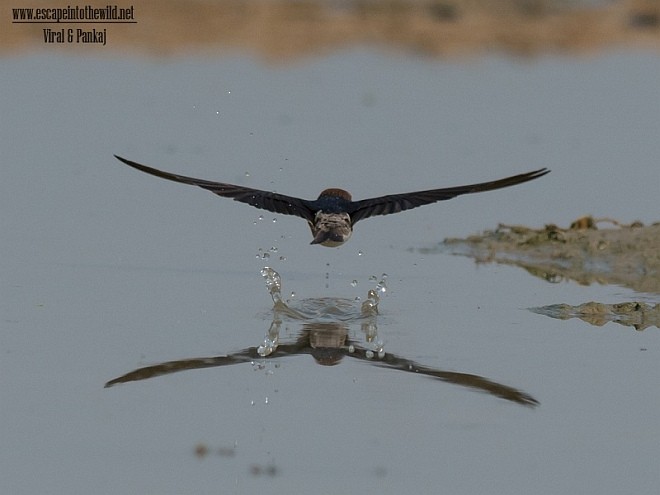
[115,155,549,247]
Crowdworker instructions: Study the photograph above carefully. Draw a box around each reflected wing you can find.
[104,341,311,387]
[348,168,550,224]
[104,351,257,387]
[115,155,315,222]
[349,348,539,407]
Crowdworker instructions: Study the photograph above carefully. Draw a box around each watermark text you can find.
[11,5,137,46]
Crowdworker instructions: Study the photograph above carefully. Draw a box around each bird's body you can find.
[114,155,549,247]
[311,211,353,246]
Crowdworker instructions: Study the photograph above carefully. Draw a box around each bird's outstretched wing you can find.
[114,155,315,222]
[348,168,550,224]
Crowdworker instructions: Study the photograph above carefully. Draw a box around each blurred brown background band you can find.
[4,0,659,60]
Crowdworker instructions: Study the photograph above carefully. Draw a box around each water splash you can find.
[360,290,379,315]
[360,274,387,316]
[257,318,281,357]
[260,267,387,321]
[259,267,388,359]
[260,267,283,305]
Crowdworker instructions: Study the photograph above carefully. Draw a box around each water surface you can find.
[2,49,659,494]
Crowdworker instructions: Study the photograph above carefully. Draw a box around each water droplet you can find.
[279,256,287,261]
[250,400,255,406]
[244,171,250,177]
[264,397,269,404]
[270,246,278,253]
[350,280,358,287]
[366,350,374,359]
[357,250,363,256]
[272,218,277,223]
[289,291,296,299]
[258,215,263,221]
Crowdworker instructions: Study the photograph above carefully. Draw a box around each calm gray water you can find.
[2,50,659,494]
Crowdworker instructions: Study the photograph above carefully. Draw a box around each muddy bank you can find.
[431,217,660,294]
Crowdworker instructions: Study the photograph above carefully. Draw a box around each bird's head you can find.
[317,188,352,201]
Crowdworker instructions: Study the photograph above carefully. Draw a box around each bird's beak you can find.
[310,231,330,245]
[310,230,345,247]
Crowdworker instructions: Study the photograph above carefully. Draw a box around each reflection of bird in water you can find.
[105,322,539,408]
[115,155,549,247]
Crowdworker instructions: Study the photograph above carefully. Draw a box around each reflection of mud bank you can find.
[434,217,660,294]
[3,0,659,59]
[531,301,660,330]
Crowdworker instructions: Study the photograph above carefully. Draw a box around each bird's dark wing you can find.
[114,155,316,222]
[348,168,550,224]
